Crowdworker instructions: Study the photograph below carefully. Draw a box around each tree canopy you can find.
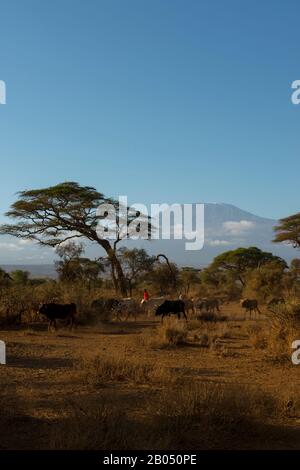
[273,212,300,248]
[210,246,287,286]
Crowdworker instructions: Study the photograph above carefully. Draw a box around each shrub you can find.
[197,334,210,347]
[255,298,300,361]
[0,285,39,326]
[79,355,174,385]
[247,324,268,350]
[156,318,188,346]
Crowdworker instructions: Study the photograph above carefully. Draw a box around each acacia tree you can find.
[209,246,286,287]
[273,213,300,248]
[0,182,151,296]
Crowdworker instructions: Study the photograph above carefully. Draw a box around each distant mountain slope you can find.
[201,202,273,224]
[128,203,296,266]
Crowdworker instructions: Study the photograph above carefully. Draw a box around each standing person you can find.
[141,288,150,313]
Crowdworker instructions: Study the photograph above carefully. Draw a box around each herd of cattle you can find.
[36,295,286,331]
[90,296,223,321]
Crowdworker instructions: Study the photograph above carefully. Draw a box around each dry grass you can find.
[266,326,297,364]
[79,354,175,385]
[247,324,268,350]
[196,333,210,347]
[245,299,300,361]
[137,319,234,351]
[187,320,233,350]
[2,301,300,450]
[49,401,134,450]
[157,318,188,346]
[136,318,188,349]
[49,381,289,450]
[196,312,227,322]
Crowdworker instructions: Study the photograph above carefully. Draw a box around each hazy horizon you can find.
[0,201,296,267]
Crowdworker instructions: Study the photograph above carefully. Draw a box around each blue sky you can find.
[0,0,299,224]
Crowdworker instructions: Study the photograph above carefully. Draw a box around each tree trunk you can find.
[98,240,127,297]
[110,260,119,293]
[113,253,128,297]
[128,279,132,297]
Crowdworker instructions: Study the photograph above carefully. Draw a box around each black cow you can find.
[240,299,261,319]
[155,300,187,322]
[197,298,220,314]
[39,303,77,331]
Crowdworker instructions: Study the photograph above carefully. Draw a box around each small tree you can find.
[11,270,29,285]
[282,258,300,296]
[0,268,12,287]
[179,267,201,295]
[199,266,240,300]
[290,258,300,281]
[243,260,287,302]
[55,242,85,283]
[55,241,104,288]
[148,261,180,295]
[200,266,224,289]
[118,247,156,296]
[78,258,104,289]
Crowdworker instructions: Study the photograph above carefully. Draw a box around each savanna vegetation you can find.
[0,183,300,450]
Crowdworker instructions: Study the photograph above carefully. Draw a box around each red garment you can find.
[143,291,149,301]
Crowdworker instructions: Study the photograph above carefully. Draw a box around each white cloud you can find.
[18,239,35,246]
[0,242,23,252]
[0,238,38,252]
[222,220,256,236]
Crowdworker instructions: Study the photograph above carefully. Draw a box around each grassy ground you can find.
[0,302,300,450]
